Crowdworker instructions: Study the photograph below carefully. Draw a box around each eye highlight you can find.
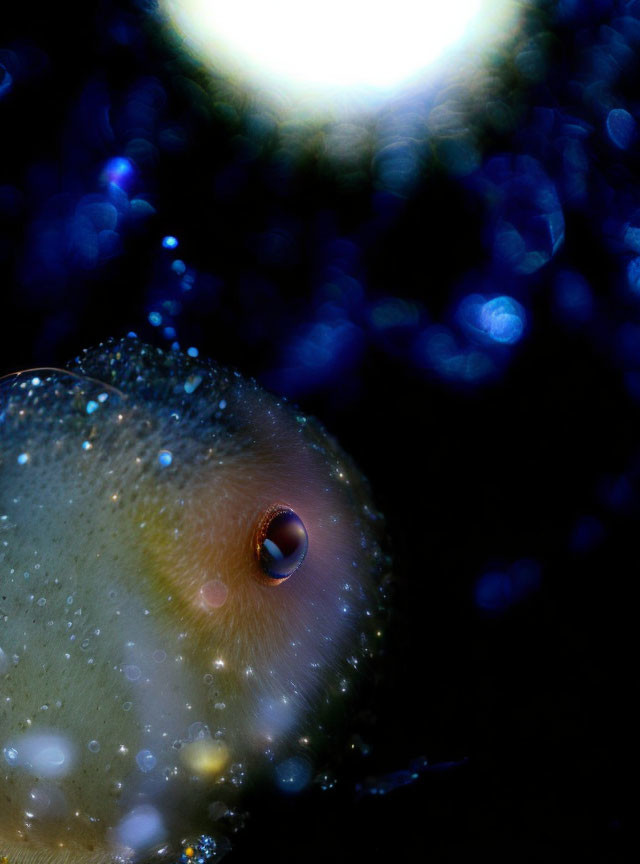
[255,507,308,584]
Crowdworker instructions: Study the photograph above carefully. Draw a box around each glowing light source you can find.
[181,738,229,776]
[161,1,517,101]
[101,157,134,190]
[457,294,526,346]
[478,296,526,344]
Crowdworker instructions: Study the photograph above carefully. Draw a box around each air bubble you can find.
[157,450,173,468]
[3,746,18,765]
[136,749,157,773]
[188,722,210,741]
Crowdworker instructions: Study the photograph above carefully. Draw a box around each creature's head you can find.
[0,339,388,861]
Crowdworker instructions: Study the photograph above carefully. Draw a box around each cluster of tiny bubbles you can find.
[172,834,221,864]
[474,559,542,615]
[144,234,222,354]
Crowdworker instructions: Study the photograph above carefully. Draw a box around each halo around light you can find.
[160,1,519,101]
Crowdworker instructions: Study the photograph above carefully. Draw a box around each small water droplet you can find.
[3,746,19,765]
[136,749,157,773]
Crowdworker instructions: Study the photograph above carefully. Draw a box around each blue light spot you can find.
[162,236,179,249]
[171,259,186,276]
[218,399,227,410]
[275,757,312,793]
[102,157,134,190]
[135,749,157,773]
[17,453,29,466]
[263,539,283,561]
[606,108,635,150]
[479,296,526,344]
[86,401,99,415]
[157,450,173,468]
[148,311,162,327]
[82,441,92,451]
[187,346,199,358]
[127,331,138,338]
[97,393,108,403]
[163,326,177,340]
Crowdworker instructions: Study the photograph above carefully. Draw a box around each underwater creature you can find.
[0,338,386,863]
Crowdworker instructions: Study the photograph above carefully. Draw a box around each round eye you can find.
[255,507,308,584]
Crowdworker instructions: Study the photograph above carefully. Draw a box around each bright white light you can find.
[162,1,514,96]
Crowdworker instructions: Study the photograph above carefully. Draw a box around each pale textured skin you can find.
[0,340,385,863]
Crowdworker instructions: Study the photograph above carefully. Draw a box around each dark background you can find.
[0,1,633,861]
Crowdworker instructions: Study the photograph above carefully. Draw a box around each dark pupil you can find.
[261,510,308,579]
